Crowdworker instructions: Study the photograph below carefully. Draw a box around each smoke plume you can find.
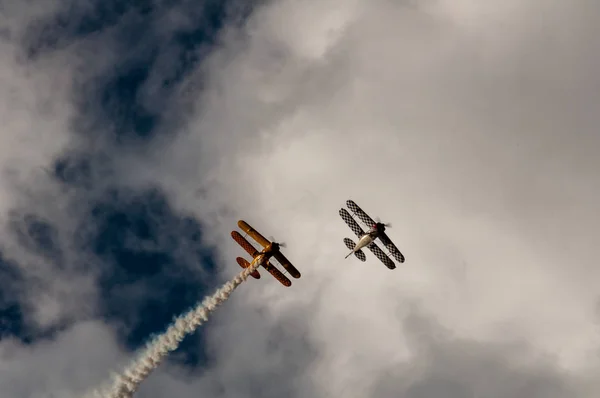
[89,256,263,398]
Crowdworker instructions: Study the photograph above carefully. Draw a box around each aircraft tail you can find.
[236,257,261,279]
[344,237,356,259]
[353,250,366,262]
[343,238,366,261]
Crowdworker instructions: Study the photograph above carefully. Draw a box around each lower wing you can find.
[264,261,292,287]
[368,243,396,270]
[379,233,405,263]
[272,252,301,279]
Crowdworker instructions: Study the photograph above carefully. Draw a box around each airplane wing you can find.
[231,231,260,258]
[378,232,405,263]
[272,251,301,279]
[346,200,376,227]
[368,243,396,270]
[264,261,292,287]
[236,257,261,279]
[237,220,270,248]
[339,208,365,238]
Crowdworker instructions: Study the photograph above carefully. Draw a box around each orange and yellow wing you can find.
[272,252,301,279]
[237,220,270,248]
[264,261,292,287]
[231,231,259,258]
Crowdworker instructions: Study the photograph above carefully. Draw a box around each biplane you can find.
[231,220,301,287]
[339,199,405,269]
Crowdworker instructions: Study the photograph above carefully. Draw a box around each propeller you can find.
[268,236,287,248]
[375,217,392,228]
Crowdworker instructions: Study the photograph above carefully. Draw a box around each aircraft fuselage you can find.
[353,231,378,252]
[252,253,274,270]
[254,243,283,268]
[261,242,280,257]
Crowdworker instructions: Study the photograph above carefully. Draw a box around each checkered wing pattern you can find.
[343,238,366,261]
[346,200,376,228]
[368,243,396,270]
[379,233,405,263]
[354,249,367,262]
[343,237,356,251]
[339,208,365,238]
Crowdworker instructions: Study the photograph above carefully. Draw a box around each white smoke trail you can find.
[89,255,263,398]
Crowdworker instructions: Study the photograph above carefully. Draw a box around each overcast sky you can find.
[1,0,600,397]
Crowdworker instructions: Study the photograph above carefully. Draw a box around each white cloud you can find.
[3,0,600,397]
[0,0,110,334]
[0,321,124,398]
[126,0,600,395]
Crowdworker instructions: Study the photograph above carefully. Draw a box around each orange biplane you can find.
[231,220,301,287]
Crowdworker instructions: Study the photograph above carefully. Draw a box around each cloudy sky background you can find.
[1,0,599,397]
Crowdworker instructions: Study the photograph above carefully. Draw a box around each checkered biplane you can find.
[339,200,405,269]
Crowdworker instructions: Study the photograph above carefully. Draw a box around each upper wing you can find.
[346,200,376,227]
[237,220,270,248]
[231,231,259,258]
[368,243,396,270]
[264,261,292,287]
[272,252,301,279]
[378,233,405,263]
[339,208,365,238]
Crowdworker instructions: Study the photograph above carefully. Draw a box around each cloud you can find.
[0,1,261,397]
[2,0,600,397]
[0,320,124,398]
[0,0,238,335]
[0,0,101,331]
[371,308,595,398]
[118,0,600,396]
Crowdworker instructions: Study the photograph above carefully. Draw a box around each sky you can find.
[1,0,600,397]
